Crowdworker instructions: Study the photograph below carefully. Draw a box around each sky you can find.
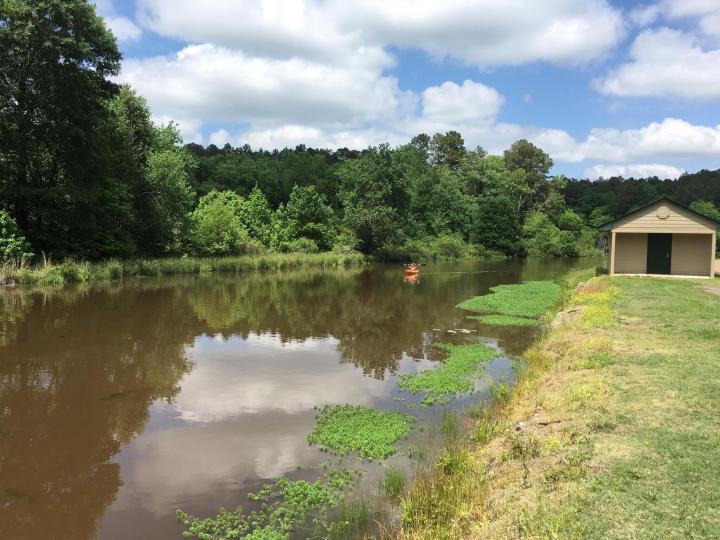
[95,0,720,179]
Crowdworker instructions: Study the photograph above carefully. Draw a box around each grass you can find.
[398,273,720,539]
[307,405,414,460]
[456,280,562,319]
[0,251,366,288]
[467,314,541,326]
[177,469,355,539]
[397,344,499,405]
[382,467,406,502]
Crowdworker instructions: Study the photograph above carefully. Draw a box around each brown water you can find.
[0,258,594,539]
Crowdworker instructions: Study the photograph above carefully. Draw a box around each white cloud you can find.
[118,44,407,130]
[105,15,142,42]
[593,28,720,98]
[421,80,504,125]
[583,163,685,180]
[136,0,624,67]
[630,1,720,36]
[94,0,141,42]
[578,118,720,162]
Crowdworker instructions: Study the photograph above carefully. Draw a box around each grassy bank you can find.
[0,251,366,287]
[398,274,720,538]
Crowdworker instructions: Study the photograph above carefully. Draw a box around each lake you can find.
[0,258,595,539]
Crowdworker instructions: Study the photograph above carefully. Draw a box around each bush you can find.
[187,191,253,256]
[279,237,319,253]
[0,210,33,263]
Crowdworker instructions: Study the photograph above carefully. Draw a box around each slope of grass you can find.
[457,280,562,320]
[399,275,720,539]
[397,344,499,405]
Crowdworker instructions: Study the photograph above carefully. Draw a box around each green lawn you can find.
[572,277,720,538]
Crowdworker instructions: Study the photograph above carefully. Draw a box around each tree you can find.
[410,167,474,238]
[0,0,121,251]
[429,131,466,171]
[187,191,250,256]
[282,185,336,250]
[504,139,553,209]
[238,186,274,247]
[689,200,720,223]
[0,209,33,262]
[471,196,519,256]
[142,123,196,254]
[336,144,412,253]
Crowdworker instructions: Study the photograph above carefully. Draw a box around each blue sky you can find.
[97,0,720,179]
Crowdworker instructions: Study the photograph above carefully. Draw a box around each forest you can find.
[2,0,720,267]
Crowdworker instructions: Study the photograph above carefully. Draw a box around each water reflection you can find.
[0,258,595,539]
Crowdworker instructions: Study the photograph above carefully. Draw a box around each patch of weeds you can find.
[457,281,562,319]
[587,410,618,433]
[488,380,512,403]
[397,344,498,405]
[382,467,406,502]
[563,381,609,411]
[401,445,482,538]
[686,324,720,340]
[467,314,540,327]
[441,410,459,440]
[308,405,414,460]
[569,352,614,370]
[407,447,428,461]
[472,418,498,445]
[543,436,593,485]
[508,433,540,487]
[177,469,355,540]
[322,496,370,540]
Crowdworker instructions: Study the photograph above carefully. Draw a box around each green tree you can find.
[142,123,196,254]
[471,196,519,256]
[0,0,121,252]
[429,131,466,171]
[410,167,474,238]
[336,144,412,253]
[504,139,553,209]
[689,200,720,223]
[282,185,336,250]
[0,209,33,262]
[238,186,274,247]
[187,191,250,256]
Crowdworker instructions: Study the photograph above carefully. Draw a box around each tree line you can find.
[2,0,719,265]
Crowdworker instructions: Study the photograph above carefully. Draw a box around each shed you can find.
[599,197,718,278]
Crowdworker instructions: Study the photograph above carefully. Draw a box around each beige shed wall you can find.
[614,233,647,274]
[671,234,713,276]
[614,201,716,234]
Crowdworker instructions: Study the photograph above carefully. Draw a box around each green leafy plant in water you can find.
[382,467,406,502]
[308,405,414,459]
[397,344,498,405]
[177,469,355,540]
[457,281,561,319]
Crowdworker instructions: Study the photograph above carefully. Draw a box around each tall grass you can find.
[0,251,366,288]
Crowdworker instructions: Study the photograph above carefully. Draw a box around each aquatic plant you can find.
[397,344,498,405]
[382,467,406,502]
[177,469,355,540]
[457,280,562,319]
[468,314,541,326]
[308,405,414,460]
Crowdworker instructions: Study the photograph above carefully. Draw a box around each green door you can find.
[646,233,672,274]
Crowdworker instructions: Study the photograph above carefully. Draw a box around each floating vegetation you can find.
[467,314,541,327]
[457,281,562,319]
[397,344,498,405]
[308,405,414,460]
[176,469,355,540]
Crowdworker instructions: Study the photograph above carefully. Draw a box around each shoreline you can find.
[398,273,720,538]
[0,251,367,288]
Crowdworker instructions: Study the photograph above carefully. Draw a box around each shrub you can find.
[187,191,252,256]
[279,237,319,254]
[0,210,33,263]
